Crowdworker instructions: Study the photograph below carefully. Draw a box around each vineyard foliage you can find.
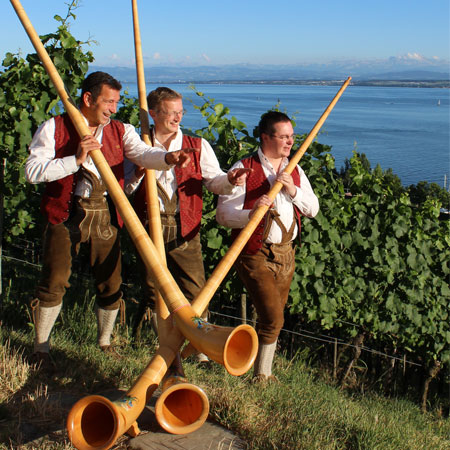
[187,88,450,369]
[1,9,448,373]
[0,1,93,242]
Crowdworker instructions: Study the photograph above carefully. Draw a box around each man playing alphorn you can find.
[25,72,193,369]
[125,86,250,363]
[216,111,319,382]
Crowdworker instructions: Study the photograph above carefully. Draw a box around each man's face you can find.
[150,98,184,134]
[82,85,120,127]
[262,121,295,159]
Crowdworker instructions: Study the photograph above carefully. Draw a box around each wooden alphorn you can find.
[131,0,173,343]
[10,0,257,371]
[186,76,352,338]
[131,0,210,434]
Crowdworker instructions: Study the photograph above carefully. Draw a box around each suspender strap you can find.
[262,209,296,244]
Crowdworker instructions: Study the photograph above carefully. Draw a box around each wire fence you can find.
[1,239,423,369]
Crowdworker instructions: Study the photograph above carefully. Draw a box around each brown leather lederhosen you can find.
[35,168,122,310]
[236,209,297,345]
[138,150,206,310]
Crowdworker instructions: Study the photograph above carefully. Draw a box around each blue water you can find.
[122,83,450,187]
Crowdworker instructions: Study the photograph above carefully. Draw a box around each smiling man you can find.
[25,72,193,370]
[125,87,250,366]
[216,111,319,383]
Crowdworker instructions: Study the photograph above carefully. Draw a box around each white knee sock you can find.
[34,303,62,353]
[196,352,209,362]
[253,341,277,377]
[96,306,119,348]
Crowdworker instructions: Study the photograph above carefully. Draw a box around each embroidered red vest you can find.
[231,153,302,255]
[40,114,125,226]
[133,134,203,241]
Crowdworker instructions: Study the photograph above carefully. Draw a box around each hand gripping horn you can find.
[10,0,258,448]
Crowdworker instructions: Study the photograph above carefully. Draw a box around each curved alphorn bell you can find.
[154,374,209,435]
[67,343,175,450]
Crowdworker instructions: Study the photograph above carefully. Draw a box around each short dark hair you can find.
[147,87,182,111]
[258,111,292,138]
[81,71,122,103]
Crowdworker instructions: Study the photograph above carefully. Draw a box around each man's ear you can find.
[260,132,269,146]
[82,91,92,108]
[149,109,157,120]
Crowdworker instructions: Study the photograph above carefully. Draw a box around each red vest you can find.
[231,153,302,255]
[40,114,125,226]
[133,134,203,241]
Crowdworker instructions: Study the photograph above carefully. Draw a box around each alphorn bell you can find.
[10,1,258,449]
[154,373,209,435]
[131,0,209,433]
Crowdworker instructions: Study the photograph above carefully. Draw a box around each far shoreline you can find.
[119,79,450,89]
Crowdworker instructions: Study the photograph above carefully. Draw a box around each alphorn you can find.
[131,0,209,434]
[10,1,257,449]
[131,0,171,339]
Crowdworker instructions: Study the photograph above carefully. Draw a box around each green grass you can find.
[184,356,449,450]
[0,266,449,449]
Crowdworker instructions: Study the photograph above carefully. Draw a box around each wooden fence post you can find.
[240,293,247,325]
[333,338,338,380]
[0,159,5,314]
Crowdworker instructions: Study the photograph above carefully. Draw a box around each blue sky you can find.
[3,0,449,67]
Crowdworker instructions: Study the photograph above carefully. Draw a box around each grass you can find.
[0,265,449,449]
[1,321,449,449]
[184,356,449,450]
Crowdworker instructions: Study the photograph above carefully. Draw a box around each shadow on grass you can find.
[0,333,135,447]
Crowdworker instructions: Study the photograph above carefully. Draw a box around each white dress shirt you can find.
[124,127,235,212]
[25,115,170,197]
[216,148,319,244]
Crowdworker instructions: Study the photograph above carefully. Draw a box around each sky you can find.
[2,0,449,67]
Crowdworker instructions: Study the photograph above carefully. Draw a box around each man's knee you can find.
[96,291,122,310]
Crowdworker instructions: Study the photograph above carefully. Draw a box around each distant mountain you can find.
[90,54,450,84]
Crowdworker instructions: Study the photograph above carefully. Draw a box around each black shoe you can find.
[28,352,55,373]
[251,374,279,385]
[198,359,214,370]
[132,305,156,342]
[100,345,122,360]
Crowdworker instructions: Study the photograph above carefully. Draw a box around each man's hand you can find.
[134,166,146,178]
[277,172,296,197]
[227,167,252,186]
[249,194,273,219]
[165,148,198,168]
[76,135,101,166]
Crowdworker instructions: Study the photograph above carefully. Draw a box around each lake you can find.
[122,82,450,187]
